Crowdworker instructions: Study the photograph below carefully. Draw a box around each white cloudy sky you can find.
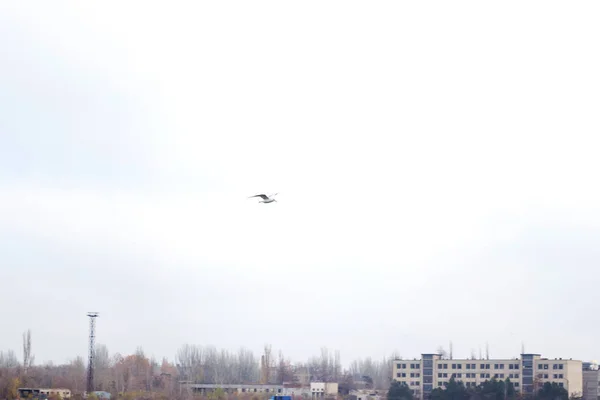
[1,1,599,366]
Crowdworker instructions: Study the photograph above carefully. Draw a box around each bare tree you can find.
[0,350,19,368]
[237,347,259,384]
[94,344,110,391]
[176,344,204,382]
[436,346,448,359]
[23,329,33,374]
[261,344,273,384]
[470,349,477,360]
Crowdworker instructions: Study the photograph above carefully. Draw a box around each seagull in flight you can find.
[248,193,278,203]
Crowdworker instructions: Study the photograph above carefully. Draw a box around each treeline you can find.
[1,337,402,399]
[388,378,572,400]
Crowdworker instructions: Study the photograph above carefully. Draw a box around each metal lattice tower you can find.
[87,312,99,395]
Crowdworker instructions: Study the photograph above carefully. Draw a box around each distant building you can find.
[18,388,72,399]
[350,389,384,400]
[92,391,112,399]
[311,382,338,397]
[393,353,583,400]
[180,383,285,395]
[582,362,599,400]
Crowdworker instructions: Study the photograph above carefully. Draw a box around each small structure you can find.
[310,382,338,398]
[18,388,72,399]
[92,391,111,399]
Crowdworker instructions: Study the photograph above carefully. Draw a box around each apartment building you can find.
[392,354,582,400]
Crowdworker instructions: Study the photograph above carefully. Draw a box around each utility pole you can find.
[87,312,99,395]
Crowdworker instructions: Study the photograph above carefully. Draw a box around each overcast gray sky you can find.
[1,1,599,367]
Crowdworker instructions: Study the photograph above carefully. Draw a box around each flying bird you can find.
[248,193,278,203]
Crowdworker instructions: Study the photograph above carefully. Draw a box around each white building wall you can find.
[393,355,583,400]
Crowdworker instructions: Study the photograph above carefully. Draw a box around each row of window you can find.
[396,373,421,378]
[539,364,564,370]
[437,382,521,388]
[538,374,564,379]
[437,363,520,370]
[396,363,421,369]
[436,372,520,379]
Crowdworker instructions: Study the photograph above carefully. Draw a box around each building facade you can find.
[392,354,583,400]
[310,382,338,397]
[582,362,599,400]
[18,388,72,399]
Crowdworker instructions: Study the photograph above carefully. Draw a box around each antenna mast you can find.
[87,312,99,395]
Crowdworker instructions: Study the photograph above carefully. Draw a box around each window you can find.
[544,374,548,379]
[456,374,462,378]
[495,364,499,369]
[438,373,442,378]
[559,383,564,388]
[510,365,514,370]
[467,364,471,370]
[444,373,448,378]
[500,374,504,378]
[559,365,564,370]
[457,364,462,369]
[553,364,558,370]
[515,374,519,378]
[444,364,448,369]
[397,364,402,369]
[515,383,520,388]
[416,363,420,369]
[452,364,456,369]
[553,374,558,379]
[438,383,443,387]
[539,364,543,369]
[499,364,504,369]
[472,364,476,369]
[481,364,486,369]
[559,374,564,379]
[416,382,420,386]
[481,373,486,378]
[438,364,442,369]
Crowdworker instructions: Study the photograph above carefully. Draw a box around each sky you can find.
[1,1,599,367]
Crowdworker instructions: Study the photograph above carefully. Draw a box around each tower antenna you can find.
[87,312,99,395]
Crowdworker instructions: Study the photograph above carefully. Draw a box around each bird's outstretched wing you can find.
[248,194,269,200]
